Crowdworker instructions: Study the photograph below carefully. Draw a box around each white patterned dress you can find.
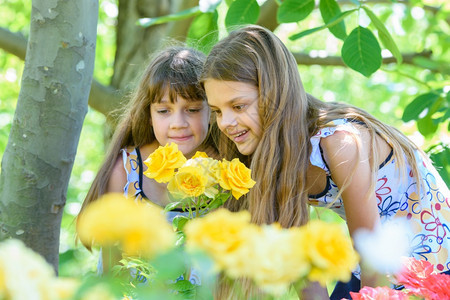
[308,119,450,274]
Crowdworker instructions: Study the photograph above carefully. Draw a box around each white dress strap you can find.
[309,119,360,172]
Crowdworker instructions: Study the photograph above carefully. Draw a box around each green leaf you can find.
[341,26,382,77]
[187,11,219,53]
[417,114,438,136]
[172,215,189,231]
[319,0,347,40]
[429,145,450,184]
[164,201,182,213]
[138,6,201,27]
[363,6,402,64]
[225,0,260,28]
[402,92,440,122]
[172,279,196,292]
[277,0,315,23]
[289,9,357,40]
[151,249,186,281]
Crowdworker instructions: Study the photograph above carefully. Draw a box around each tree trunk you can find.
[0,0,98,272]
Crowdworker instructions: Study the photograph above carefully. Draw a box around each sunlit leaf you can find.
[277,0,315,23]
[187,11,219,53]
[429,145,450,184]
[417,114,438,136]
[225,0,259,28]
[138,6,201,27]
[289,9,357,40]
[320,0,347,40]
[363,6,402,64]
[402,92,440,122]
[172,215,189,231]
[341,26,382,77]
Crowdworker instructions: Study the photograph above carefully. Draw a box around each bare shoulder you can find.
[320,129,364,164]
[320,125,391,167]
[106,154,127,193]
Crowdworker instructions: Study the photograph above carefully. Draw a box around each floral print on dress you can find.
[308,118,450,274]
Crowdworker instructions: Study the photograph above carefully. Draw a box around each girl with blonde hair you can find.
[201,25,449,299]
[78,46,218,277]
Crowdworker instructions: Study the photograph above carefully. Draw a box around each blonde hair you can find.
[201,24,423,227]
[78,46,217,233]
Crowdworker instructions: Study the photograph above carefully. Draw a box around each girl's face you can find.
[151,91,209,158]
[204,79,262,156]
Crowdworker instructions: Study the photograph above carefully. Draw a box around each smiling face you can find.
[150,91,210,158]
[204,79,262,156]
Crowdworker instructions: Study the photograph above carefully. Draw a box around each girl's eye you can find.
[157,109,169,114]
[233,104,246,111]
[187,108,202,113]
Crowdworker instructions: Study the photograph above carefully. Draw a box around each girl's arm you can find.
[320,128,390,288]
[101,155,127,273]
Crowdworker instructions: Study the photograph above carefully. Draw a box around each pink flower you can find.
[349,286,408,300]
[396,257,435,288]
[411,273,450,300]
[395,256,450,300]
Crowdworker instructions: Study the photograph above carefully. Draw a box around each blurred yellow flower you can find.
[184,209,255,272]
[303,220,359,286]
[232,224,310,296]
[219,158,256,199]
[167,165,208,198]
[143,143,186,183]
[77,193,175,258]
[0,239,56,300]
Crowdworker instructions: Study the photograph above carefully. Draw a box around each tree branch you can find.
[292,51,432,66]
[0,26,122,117]
[0,25,435,116]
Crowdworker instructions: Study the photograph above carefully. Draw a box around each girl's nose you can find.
[170,111,189,129]
[219,111,238,130]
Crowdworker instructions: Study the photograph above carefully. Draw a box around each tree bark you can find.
[0,0,98,272]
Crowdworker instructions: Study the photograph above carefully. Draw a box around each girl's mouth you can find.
[232,130,248,143]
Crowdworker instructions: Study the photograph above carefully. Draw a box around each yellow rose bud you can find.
[219,158,256,199]
[143,143,186,183]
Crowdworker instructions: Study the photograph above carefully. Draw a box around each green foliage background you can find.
[0,0,448,277]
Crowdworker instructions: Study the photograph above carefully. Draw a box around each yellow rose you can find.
[219,158,256,199]
[235,224,310,296]
[191,151,208,159]
[183,157,220,198]
[184,209,256,272]
[167,165,208,198]
[77,193,175,258]
[302,220,359,286]
[143,143,186,183]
